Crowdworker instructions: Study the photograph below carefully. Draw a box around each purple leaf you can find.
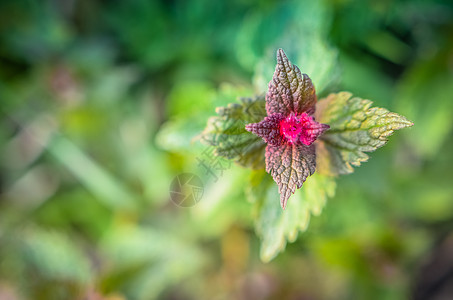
[266,49,317,117]
[265,143,316,209]
[245,49,329,209]
[245,113,285,146]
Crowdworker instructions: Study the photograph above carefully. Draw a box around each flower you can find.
[246,112,329,147]
[245,49,329,209]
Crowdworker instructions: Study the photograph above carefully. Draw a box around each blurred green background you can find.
[1,0,453,299]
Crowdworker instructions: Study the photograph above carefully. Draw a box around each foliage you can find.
[315,92,413,175]
[201,96,266,169]
[202,49,412,260]
[1,0,453,299]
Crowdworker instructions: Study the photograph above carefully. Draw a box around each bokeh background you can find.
[1,0,453,299]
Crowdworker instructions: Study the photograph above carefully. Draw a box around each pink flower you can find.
[246,112,329,147]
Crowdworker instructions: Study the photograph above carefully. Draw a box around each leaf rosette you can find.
[201,48,413,261]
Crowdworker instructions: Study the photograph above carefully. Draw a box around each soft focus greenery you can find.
[1,0,453,299]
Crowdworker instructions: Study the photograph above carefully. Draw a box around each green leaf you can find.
[200,95,267,169]
[250,171,336,262]
[315,92,413,175]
